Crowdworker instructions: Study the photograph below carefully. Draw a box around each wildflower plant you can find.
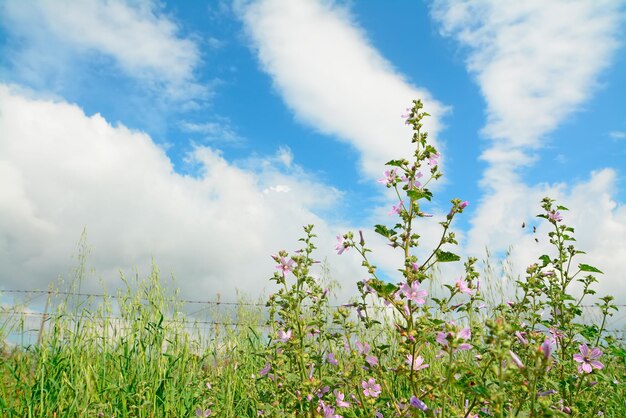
[257,100,624,417]
[1,100,623,417]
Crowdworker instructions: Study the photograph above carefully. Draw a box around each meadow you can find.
[1,101,624,417]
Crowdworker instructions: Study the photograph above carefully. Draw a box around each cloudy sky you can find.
[1,0,625,316]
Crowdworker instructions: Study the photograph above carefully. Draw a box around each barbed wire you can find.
[3,288,625,309]
[1,309,624,337]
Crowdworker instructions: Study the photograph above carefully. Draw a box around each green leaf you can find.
[377,283,398,298]
[407,189,433,201]
[385,159,405,168]
[578,264,603,274]
[539,255,551,267]
[367,279,398,298]
[556,205,569,211]
[374,224,396,238]
[436,250,461,262]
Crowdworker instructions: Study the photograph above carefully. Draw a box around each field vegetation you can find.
[1,101,624,417]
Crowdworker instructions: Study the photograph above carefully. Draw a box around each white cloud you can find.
[179,119,244,145]
[432,0,622,167]
[236,0,448,179]
[1,0,204,101]
[609,130,626,140]
[0,84,366,302]
[469,171,626,307]
[431,0,626,307]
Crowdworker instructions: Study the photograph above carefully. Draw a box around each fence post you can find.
[36,288,52,348]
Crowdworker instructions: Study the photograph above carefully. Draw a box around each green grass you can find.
[1,263,624,417]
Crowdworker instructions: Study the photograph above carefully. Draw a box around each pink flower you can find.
[460,201,469,209]
[196,408,211,417]
[428,152,440,167]
[457,326,472,351]
[436,331,449,347]
[326,352,338,366]
[316,386,330,398]
[401,108,412,123]
[277,329,292,342]
[259,362,271,377]
[319,402,342,418]
[540,339,552,359]
[410,397,428,411]
[402,172,423,190]
[389,201,403,215]
[335,235,349,255]
[573,344,603,373]
[334,390,350,408]
[406,354,429,371]
[365,355,378,367]
[455,277,474,295]
[548,210,563,222]
[378,169,398,185]
[276,257,294,274]
[355,340,370,355]
[510,350,524,368]
[399,281,428,305]
[361,378,381,398]
[515,331,528,345]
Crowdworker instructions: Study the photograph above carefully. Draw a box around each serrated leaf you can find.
[379,283,398,297]
[368,280,398,298]
[436,250,461,262]
[407,189,433,202]
[578,264,603,274]
[385,159,405,168]
[374,224,396,238]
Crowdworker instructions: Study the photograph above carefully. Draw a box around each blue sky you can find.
[1,0,625,313]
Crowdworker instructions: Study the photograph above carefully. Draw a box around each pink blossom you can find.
[510,350,524,368]
[335,235,349,255]
[406,354,429,371]
[428,152,440,167]
[277,329,292,343]
[410,397,428,411]
[361,378,382,398]
[326,352,338,366]
[399,281,427,305]
[540,339,552,359]
[319,402,342,418]
[378,169,398,185]
[455,277,474,295]
[457,326,472,351]
[401,108,412,124]
[573,344,603,373]
[389,201,403,215]
[547,210,563,222]
[355,340,370,355]
[365,355,378,367]
[515,331,528,345]
[436,331,449,347]
[276,257,294,274]
[402,172,423,190]
[316,386,330,398]
[259,362,271,377]
[334,390,350,408]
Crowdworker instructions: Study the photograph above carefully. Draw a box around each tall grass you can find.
[1,258,623,417]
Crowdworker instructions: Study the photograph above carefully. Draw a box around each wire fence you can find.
[2,288,625,346]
